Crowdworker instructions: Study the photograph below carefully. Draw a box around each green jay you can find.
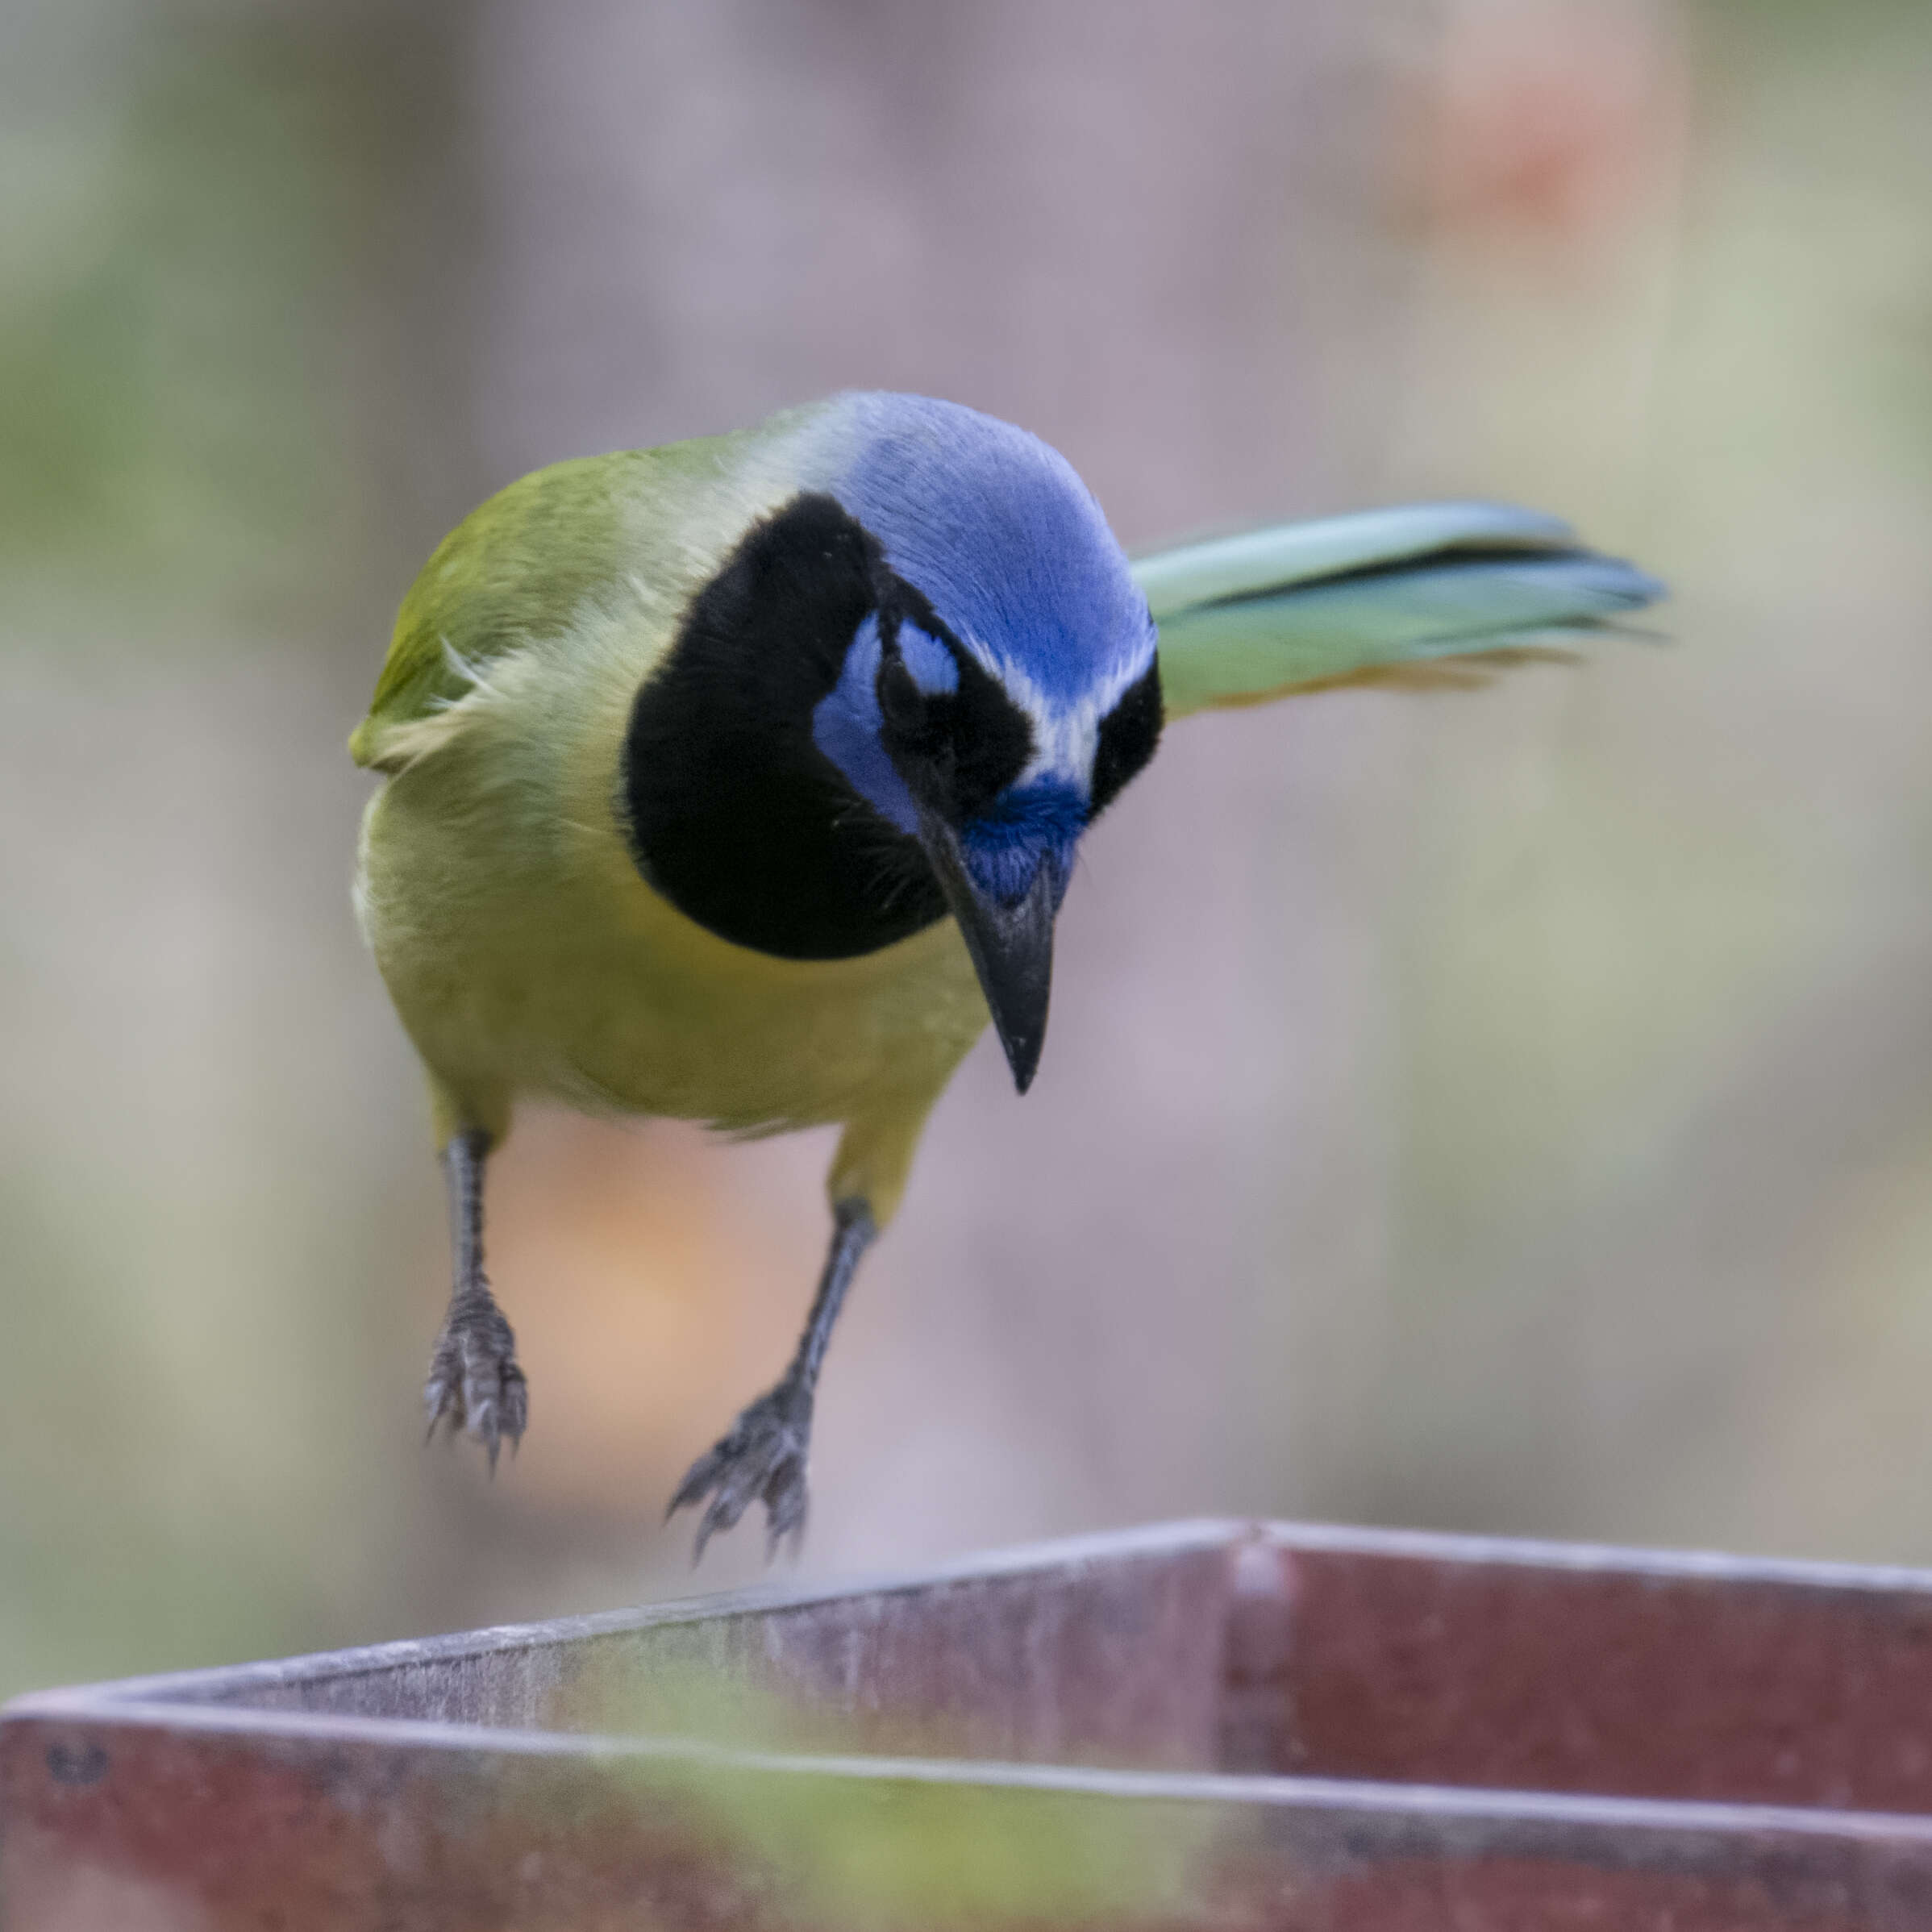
[351,391,1662,1555]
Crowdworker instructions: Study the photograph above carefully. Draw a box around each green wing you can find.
[1134,502,1665,721]
[350,450,666,770]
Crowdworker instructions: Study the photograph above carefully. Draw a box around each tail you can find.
[1133,502,1665,720]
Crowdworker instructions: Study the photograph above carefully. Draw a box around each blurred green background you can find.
[3,0,1931,1701]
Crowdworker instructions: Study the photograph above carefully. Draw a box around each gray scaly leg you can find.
[668,1199,876,1559]
[423,1127,528,1468]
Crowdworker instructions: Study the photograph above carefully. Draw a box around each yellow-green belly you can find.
[355,757,989,1170]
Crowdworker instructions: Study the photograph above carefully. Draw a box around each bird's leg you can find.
[668,1198,876,1561]
[423,1126,527,1468]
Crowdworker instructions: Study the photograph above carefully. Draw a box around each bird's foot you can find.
[668,1378,814,1562]
[423,1283,527,1470]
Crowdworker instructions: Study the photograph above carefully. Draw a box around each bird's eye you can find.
[876,651,926,735]
[871,599,1032,821]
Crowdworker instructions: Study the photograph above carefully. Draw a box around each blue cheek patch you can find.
[958,777,1087,909]
[811,615,921,835]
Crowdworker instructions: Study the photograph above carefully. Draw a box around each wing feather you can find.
[350,452,660,771]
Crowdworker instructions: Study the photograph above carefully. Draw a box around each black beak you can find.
[916,811,1057,1094]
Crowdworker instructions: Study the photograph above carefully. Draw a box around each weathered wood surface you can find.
[9,1519,1932,1928]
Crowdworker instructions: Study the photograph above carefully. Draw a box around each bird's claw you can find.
[668,1380,813,1563]
[423,1289,527,1472]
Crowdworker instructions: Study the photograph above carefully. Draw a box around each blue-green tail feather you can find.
[1135,503,1664,718]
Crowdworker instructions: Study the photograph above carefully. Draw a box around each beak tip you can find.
[915,808,1056,1102]
[1001,1029,1044,1095]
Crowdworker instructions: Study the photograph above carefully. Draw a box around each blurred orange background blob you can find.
[1407,1,1685,252]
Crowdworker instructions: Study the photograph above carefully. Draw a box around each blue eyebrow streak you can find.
[899,622,959,695]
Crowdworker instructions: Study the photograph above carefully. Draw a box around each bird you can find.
[349,390,1662,1558]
